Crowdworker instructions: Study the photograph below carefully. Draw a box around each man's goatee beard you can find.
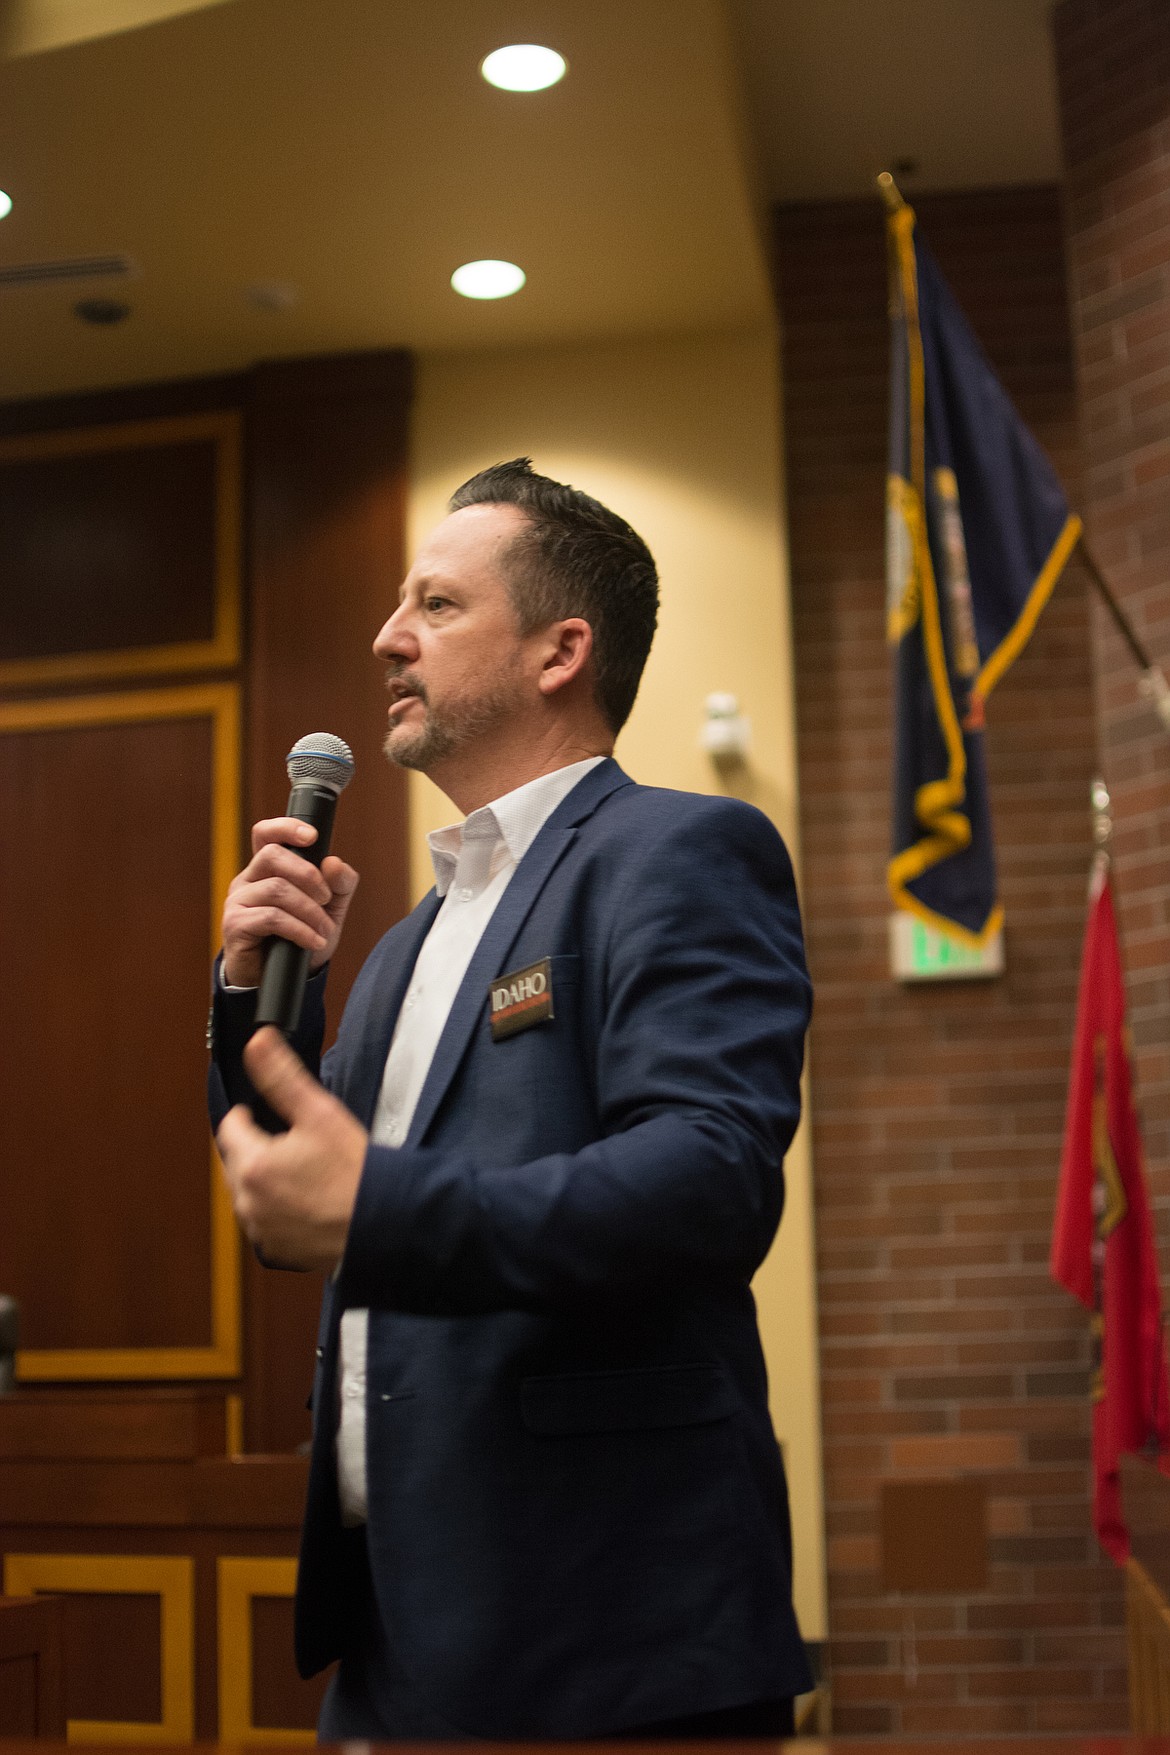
[382,720,456,771]
[381,665,526,773]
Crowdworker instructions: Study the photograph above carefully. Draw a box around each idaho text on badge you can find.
[490,957,555,1041]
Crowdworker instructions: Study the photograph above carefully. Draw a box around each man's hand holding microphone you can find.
[221,813,359,989]
[216,734,367,1272]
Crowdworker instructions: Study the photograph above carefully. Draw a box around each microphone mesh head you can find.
[286,732,355,793]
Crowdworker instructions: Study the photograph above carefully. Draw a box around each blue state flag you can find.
[886,198,1081,944]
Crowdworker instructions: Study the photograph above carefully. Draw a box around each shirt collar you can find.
[427,756,606,896]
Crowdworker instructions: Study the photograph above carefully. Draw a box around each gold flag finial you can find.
[1091,777,1113,851]
[1090,776,1112,895]
[877,171,905,213]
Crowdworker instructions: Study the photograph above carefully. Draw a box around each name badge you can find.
[490,957,554,1041]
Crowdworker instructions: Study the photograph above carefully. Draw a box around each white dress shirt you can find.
[335,755,604,1524]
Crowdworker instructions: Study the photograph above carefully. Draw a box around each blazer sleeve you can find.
[336,798,812,1317]
[207,958,330,1134]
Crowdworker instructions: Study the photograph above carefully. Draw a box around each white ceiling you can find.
[0,0,1063,401]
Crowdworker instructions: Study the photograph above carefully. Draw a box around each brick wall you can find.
[774,189,1124,1732]
[1054,0,1170,1252]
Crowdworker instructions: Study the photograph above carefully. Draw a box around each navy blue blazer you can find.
[209,758,813,1738]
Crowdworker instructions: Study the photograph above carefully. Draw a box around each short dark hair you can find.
[448,458,659,734]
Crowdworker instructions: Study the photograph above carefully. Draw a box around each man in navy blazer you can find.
[211,460,813,1740]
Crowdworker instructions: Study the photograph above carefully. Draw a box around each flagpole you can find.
[1077,541,1170,736]
[876,171,904,213]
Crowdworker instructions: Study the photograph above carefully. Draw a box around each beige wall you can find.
[406,325,826,1640]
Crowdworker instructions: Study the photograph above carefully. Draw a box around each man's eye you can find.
[424,596,451,613]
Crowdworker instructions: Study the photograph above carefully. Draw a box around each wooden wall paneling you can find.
[0,376,246,442]
[0,359,415,1733]
[1,683,241,1380]
[0,1596,65,1738]
[2,1555,194,1744]
[0,1456,308,1531]
[0,413,241,691]
[0,359,425,1734]
[0,1470,197,1531]
[1126,1556,1170,1732]
[245,352,412,1018]
[224,1394,244,1458]
[249,1594,324,1734]
[0,1644,38,1737]
[0,1454,308,1737]
[1122,1456,1170,1730]
[242,351,412,1453]
[216,1557,319,1742]
[0,1390,229,1461]
[54,1594,162,1725]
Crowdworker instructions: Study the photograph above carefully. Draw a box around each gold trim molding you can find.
[3,1552,195,1744]
[217,1556,314,1745]
[0,411,242,692]
[4,682,242,1381]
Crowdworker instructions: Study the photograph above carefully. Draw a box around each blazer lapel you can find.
[405,759,631,1147]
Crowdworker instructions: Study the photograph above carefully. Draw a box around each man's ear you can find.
[537,618,593,697]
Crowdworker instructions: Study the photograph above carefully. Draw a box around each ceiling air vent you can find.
[0,254,137,289]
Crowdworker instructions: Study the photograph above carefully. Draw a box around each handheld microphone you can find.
[254,732,355,1035]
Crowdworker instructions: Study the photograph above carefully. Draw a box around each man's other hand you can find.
[216,1027,367,1271]
[221,817,359,989]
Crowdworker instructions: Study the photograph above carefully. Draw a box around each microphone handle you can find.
[254,781,339,1035]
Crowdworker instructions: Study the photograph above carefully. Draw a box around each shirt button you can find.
[458,886,473,901]
[404,993,416,1008]
[345,1384,361,1400]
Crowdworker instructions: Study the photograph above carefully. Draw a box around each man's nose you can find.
[373,604,416,660]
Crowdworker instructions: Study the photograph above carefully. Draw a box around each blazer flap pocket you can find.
[521,1364,735,1435]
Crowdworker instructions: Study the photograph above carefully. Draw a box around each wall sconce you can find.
[700,692,751,762]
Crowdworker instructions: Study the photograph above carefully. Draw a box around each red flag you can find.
[1051,865,1170,1561]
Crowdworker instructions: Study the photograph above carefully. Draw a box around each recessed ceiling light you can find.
[0,191,12,220]
[480,44,566,92]
[451,259,526,301]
